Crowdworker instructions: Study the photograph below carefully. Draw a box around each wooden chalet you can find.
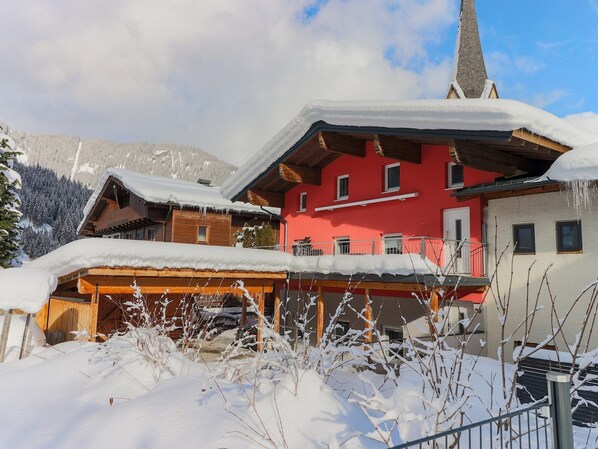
[29,239,290,346]
[78,168,280,247]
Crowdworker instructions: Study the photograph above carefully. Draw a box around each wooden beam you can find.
[309,280,488,295]
[0,309,13,363]
[79,276,274,291]
[273,284,281,334]
[316,286,324,344]
[374,135,422,164]
[89,286,99,341]
[247,189,284,208]
[364,288,373,344]
[318,131,366,158]
[19,313,34,359]
[450,141,520,177]
[511,129,570,154]
[241,297,247,328]
[428,289,440,340]
[256,289,265,351]
[78,280,273,295]
[84,268,287,280]
[278,163,321,185]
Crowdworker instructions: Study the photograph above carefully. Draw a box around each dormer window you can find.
[447,163,464,189]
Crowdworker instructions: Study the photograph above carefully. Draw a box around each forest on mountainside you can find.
[17,162,92,259]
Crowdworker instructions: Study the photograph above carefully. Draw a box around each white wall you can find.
[486,190,598,360]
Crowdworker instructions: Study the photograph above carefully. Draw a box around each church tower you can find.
[447,0,498,99]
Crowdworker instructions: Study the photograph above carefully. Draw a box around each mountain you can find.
[4,127,237,260]
[17,162,92,259]
[10,131,237,188]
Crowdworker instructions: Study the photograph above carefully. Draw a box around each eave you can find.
[232,121,571,208]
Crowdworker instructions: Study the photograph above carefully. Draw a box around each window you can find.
[447,163,464,189]
[335,320,351,338]
[103,233,120,239]
[135,228,144,240]
[513,224,535,254]
[383,234,403,254]
[382,326,404,359]
[145,226,157,241]
[334,237,350,255]
[336,175,349,200]
[298,192,307,212]
[384,163,401,192]
[198,226,208,243]
[556,221,582,253]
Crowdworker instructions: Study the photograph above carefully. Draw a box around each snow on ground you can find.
[0,315,45,361]
[25,238,438,279]
[0,333,596,448]
[79,167,279,234]
[221,98,597,199]
[0,267,57,313]
[0,340,375,449]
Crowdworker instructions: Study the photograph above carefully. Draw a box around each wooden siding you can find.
[36,298,92,344]
[172,209,232,246]
[95,203,144,232]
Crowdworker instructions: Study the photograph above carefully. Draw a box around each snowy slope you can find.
[10,130,236,187]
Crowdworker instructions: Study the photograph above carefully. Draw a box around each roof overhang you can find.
[231,121,570,208]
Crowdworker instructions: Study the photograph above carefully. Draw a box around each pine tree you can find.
[0,134,22,267]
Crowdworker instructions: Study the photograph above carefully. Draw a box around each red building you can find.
[220,0,581,347]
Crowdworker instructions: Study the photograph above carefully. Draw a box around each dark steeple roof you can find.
[448,0,497,99]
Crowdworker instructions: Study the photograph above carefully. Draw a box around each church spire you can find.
[447,0,498,99]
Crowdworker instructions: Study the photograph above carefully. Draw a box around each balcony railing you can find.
[258,237,487,277]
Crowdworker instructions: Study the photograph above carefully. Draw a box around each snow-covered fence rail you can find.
[390,402,551,449]
[258,236,487,277]
[391,373,575,449]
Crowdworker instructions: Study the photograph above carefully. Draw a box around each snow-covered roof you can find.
[26,239,436,279]
[0,268,57,313]
[80,168,279,233]
[221,99,595,200]
[540,142,598,181]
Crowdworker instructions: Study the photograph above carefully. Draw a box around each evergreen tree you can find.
[0,134,22,266]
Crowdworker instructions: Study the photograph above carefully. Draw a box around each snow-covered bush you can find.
[233,221,276,248]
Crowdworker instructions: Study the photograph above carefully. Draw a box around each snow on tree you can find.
[0,133,22,267]
[233,221,276,248]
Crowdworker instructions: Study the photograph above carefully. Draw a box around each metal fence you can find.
[391,373,574,449]
[258,236,487,277]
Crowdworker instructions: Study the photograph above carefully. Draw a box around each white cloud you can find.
[530,89,568,109]
[0,0,456,165]
[564,112,598,138]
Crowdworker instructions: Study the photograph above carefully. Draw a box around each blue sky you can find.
[0,0,596,165]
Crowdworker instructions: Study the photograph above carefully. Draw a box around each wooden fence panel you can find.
[39,298,92,344]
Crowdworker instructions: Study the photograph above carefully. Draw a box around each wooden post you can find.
[0,309,14,363]
[19,313,35,359]
[256,289,265,351]
[316,286,324,344]
[364,289,373,344]
[428,289,440,340]
[241,296,247,328]
[89,285,100,341]
[273,284,281,335]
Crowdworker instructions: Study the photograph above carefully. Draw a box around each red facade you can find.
[282,142,498,249]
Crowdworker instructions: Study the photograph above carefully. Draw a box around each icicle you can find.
[561,180,596,216]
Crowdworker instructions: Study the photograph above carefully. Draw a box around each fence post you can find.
[547,372,574,449]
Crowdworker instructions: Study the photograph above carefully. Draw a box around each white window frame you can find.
[334,236,350,255]
[336,174,349,201]
[383,233,403,254]
[298,192,307,212]
[197,226,208,243]
[384,162,401,193]
[447,162,464,189]
[381,325,404,359]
